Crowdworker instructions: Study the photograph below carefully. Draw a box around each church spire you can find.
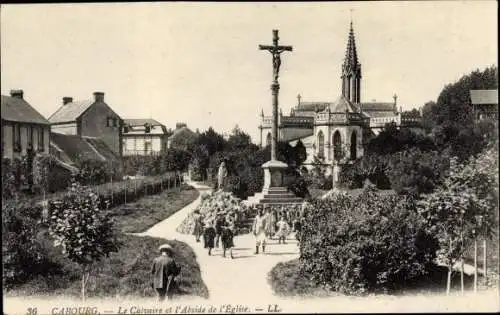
[341,19,362,104]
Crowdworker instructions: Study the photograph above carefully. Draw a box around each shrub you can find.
[387,148,450,196]
[2,199,46,288]
[298,187,438,295]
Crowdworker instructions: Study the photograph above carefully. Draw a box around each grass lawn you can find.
[269,258,491,298]
[6,232,208,299]
[111,184,199,233]
[4,184,207,299]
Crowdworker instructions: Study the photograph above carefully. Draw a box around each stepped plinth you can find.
[244,160,303,205]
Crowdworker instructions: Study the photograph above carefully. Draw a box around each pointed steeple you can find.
[341,19,362,104]
[344,21,359,70]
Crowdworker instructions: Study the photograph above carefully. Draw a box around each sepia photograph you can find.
[1,1,498,314]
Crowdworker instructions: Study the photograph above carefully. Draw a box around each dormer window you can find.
[144,124,151,133]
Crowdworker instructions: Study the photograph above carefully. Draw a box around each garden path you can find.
[135,181,301,306]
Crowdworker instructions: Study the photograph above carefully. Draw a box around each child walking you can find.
[275,215,290,244]
[203,220,216,256]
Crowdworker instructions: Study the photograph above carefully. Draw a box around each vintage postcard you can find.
[2,1,498,314]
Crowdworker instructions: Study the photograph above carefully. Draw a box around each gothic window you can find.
[350,130,357,160]
[333,130,342,161]
[266,132,271,147]
[317,131,324,158]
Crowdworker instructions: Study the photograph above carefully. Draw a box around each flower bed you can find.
[176,190,253,235]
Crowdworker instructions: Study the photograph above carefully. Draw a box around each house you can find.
[48,92,123,156]
[1,89,50,159]
[50,132,121,167]
[258,21,422,169]
[122,118,168,156]
[166,123,198,150]
[470,89,498,122]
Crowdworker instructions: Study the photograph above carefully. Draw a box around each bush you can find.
[2,199,47,288]
[387,148,450,196]
[298,187,438,295]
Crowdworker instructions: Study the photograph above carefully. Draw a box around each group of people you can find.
[251,204,303,254]
[193,208,237,259]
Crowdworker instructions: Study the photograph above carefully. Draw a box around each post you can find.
[271,81,279,161]
[474,238,478,292]
[483,239,487,281]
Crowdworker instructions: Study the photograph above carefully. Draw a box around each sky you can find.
[1,1,497,143]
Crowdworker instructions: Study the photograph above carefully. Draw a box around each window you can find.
[317,131,324,158]
[13,124,21,152]
[145,124,151,133]
[113,118,118,127]
[124,126,129,133]
[28,125,34,148]
[333,131,342,161]
[38,127,45,152]
[107,117,114,127]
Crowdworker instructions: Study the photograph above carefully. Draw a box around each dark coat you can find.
[221,227,234,249]
[215,217,226,234]
[203,226,216,249]
[151,255,180,289]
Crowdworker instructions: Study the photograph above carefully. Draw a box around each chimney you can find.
[93,91,105,102]
[10,89,23,99]
[63,97,73,105]
[176,122,187,130]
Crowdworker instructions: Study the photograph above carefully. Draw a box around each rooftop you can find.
[470,89,498,105]
[1,94,50,125]
[48,100,94,123]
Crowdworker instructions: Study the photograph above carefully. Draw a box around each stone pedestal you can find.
[262,159,288,193]
[244,159,303,205]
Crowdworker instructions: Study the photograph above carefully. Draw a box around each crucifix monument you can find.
[258,30,295,195]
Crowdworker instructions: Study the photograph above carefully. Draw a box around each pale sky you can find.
[1,2,497,143]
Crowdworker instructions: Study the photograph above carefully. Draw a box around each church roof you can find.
[470,89,498,105]
[296,102,332,112]
[359,102,395,112]
[328,95,359,113]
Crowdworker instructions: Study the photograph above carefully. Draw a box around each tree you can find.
[435,66,497,127]
[48,182,120,301]
[418,148,497,294]
[196,127,228,156]
[227,125,254,151]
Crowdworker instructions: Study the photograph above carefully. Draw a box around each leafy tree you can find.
[418,146,498,294]
[435,66,497,127]
[48,182,120,301]
[195,127,228,156]
[227,125,255,151]
[421,101,438,133]
[387,148,450,196]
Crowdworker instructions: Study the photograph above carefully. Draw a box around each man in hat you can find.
[151,243,181,301]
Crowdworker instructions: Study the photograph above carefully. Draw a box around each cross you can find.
[259,30,293,81]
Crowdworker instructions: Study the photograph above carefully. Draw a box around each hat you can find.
[159,244,173,252]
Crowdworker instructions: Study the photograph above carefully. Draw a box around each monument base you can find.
[244,159,303,205]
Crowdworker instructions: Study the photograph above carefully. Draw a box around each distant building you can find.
[1,89,50,159]
[167,123,197,150]
[258,21,422,169]
[48,92,123,156]
[470,89,498,122]
[122,118,168,156]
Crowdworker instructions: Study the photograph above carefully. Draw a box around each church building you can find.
[258,22,418,170]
